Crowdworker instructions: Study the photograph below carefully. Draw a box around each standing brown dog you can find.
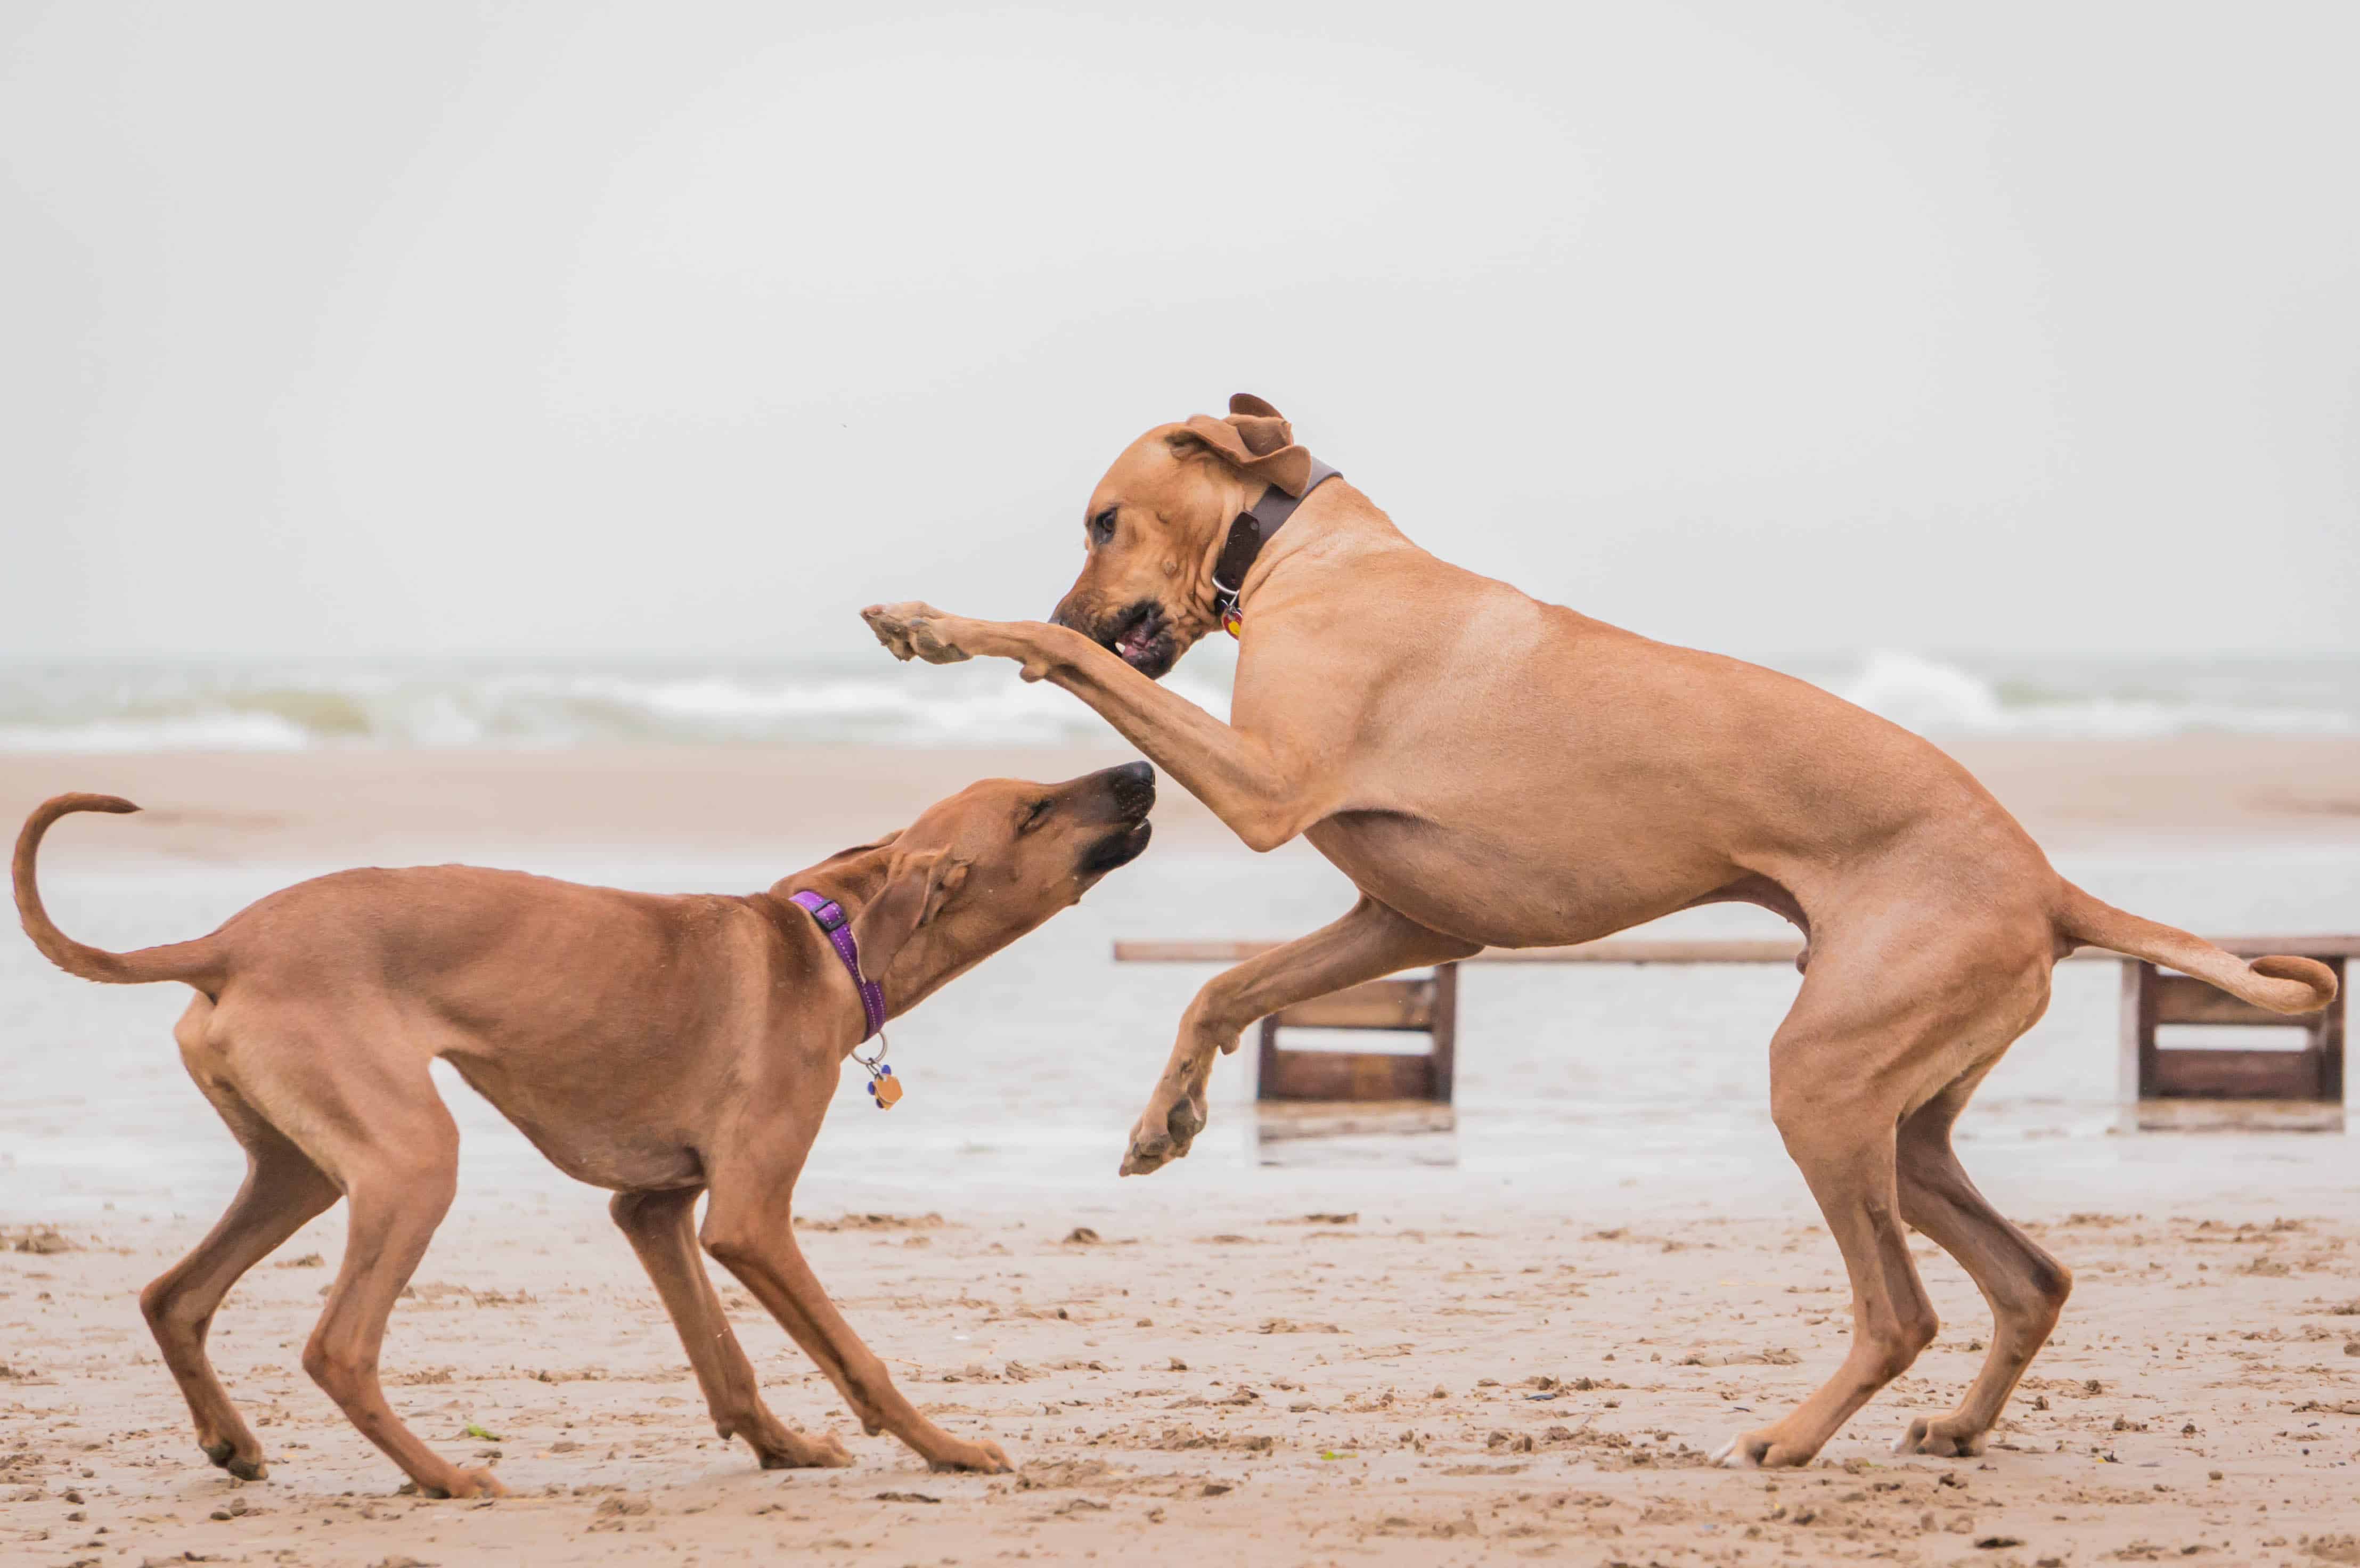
[862,394,2335,1470]
[14,763,1155,1497]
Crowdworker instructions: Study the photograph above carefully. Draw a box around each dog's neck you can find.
[762,851,916,1049]
[1196,470,1368,634]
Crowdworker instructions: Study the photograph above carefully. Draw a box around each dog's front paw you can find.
[862,602,971,665]
[1120,1088,1208,1177]
[419,1465,507,1500]
[1711,1428,1819,1470]
[928,1437,1012,1474]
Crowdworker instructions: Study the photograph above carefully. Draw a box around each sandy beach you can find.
[6,1187,2359,1565]
[5,737,2359,1565]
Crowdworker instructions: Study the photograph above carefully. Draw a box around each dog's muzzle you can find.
[1087,601,1177,680]
[1079,761,1155,875]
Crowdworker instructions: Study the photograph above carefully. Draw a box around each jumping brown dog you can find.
[862,393,2335,1471]
[14,763,1156,1497]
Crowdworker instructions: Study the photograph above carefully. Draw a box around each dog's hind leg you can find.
[1714,924,2054,1469]
[1121,895,1480,1175]
[242,1041,495,1499]
[1891,1061,2071,1458]
[144,1008,341,1480]
[610,1187,851,1470]
[1714,956,1950,1468]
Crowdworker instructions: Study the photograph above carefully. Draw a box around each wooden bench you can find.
[1112,935,2355,1129]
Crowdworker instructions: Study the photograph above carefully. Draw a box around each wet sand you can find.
[4,734,2359,865]
[5,1194,2358,1565]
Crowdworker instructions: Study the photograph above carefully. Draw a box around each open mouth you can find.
[1098,602,1176,680]
[1080,819,1153,876]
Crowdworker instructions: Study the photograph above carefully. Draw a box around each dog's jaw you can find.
[1095,601,1181,681]
[1114,623,1157,666]
[1081,819,1153,879]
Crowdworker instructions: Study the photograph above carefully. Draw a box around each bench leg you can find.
[2119,959,2157,1108]
[1430,961,1459,1102]
[2319,957,2346,1101]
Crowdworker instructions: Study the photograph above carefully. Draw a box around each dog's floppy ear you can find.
[815,829,901,866]
[851,849,966,977]
[1165,391,1313,496]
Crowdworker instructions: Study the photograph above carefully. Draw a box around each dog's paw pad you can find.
[1119,1136,1170,1177]
[1892,1415,1982,1458]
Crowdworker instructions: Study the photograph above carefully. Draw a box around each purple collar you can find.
[789,890,887,1041]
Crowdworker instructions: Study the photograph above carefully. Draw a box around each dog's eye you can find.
[1020,798,1054,832]
[1089,507,1118,544]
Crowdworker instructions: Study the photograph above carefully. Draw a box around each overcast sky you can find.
[5,2,2355,660]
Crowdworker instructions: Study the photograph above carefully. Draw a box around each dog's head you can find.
[791,762,1156,1013]
[1049,394,1314,681]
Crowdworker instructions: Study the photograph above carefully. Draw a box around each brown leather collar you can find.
[1211,458,1339,636]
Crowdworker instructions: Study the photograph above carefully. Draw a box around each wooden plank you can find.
[1121,939,1361,962]
[2151,1048,2323,1099]
[1467,939,1808,965]
[1260,1048,1437,1103]
[2152,973,2319,1028]
[1272,977,1433,1030]
[1115,934,2360,965]
[1117,937,1806,964]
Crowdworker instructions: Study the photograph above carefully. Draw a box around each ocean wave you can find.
[0,712,319,754]
[1820,650,2357,739]
[0,660,1237,752]
[0,651,2348,753]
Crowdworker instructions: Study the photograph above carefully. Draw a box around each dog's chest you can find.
[442,1055,707,1191]
[1305,811,1711,950]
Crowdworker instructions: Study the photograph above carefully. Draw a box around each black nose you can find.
[1106,760,1156,816]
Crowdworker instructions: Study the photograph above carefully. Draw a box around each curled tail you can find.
[14,794,224,989]
[2059,882,2337,1015]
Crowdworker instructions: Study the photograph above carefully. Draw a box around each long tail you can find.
[14,794,225,989]
[2058,881,2337,1015]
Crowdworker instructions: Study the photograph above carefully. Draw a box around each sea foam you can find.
[1821,650,2356,739]
[0,651,2348,753]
